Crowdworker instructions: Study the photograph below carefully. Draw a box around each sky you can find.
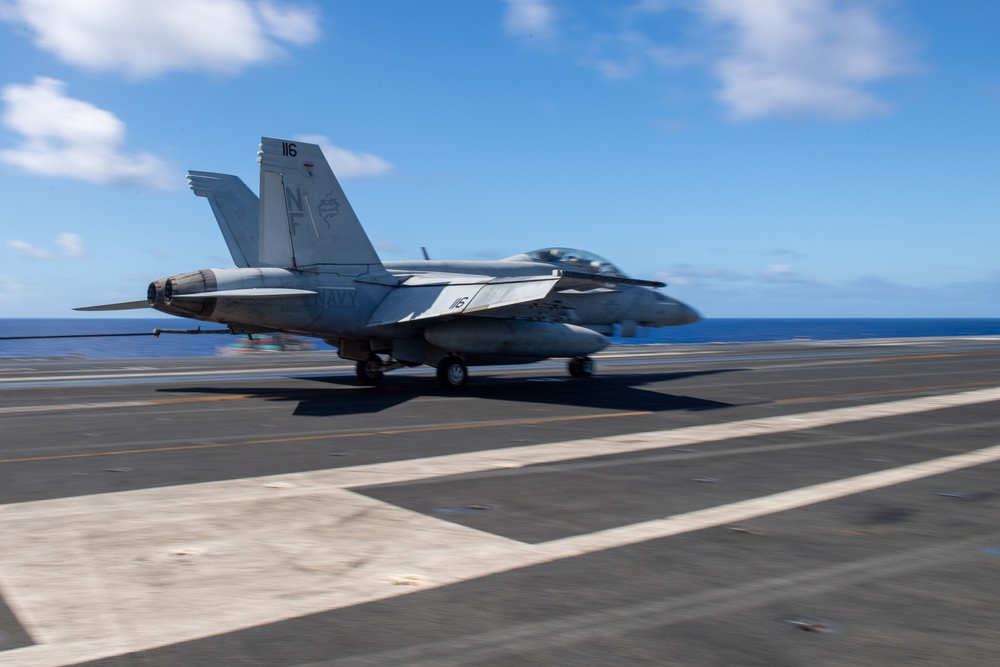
[0,0,997,319]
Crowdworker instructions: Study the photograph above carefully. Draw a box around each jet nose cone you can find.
[655,297,700,326]
[677,302,701,325]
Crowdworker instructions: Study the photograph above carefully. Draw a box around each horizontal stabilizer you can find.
[367,276,558,327]
[172,288,318,299]
[74,300,150,312]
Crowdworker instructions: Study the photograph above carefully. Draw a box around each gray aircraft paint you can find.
[80,137,700,386]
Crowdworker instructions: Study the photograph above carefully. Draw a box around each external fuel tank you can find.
[424,319,608,358]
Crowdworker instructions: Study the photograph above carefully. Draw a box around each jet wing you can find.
[367,275,559,327]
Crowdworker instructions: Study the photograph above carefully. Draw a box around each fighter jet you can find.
[80,137,700,389]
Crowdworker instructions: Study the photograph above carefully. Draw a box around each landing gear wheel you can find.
[355,355,384,385]
[568,356,594,378]
[436,356,468,390]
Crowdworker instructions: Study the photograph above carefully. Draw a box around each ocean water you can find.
[2,318,1000,360]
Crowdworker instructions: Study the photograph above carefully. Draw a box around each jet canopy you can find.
[512,247,631,279]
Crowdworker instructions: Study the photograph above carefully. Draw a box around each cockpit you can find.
[508,247,631,279]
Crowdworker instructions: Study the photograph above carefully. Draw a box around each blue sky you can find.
[0,0,997,319]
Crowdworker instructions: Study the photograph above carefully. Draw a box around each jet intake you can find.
[424,319,608,358]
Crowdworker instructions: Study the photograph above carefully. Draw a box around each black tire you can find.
[568,356,594,378]
[436,356,468,390]
[356,355,384,385]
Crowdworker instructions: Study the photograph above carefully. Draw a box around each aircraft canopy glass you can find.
[525,247,630,278]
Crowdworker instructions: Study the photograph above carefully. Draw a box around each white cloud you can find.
[657,264,747,286]
[502,0,912,121]
[598,30,701,80]
[6,240,52,259]
[760,263,835,286]
[295,134,394,179]
[596,58,642,80]
[645,44,702,70]
[659,261,839,290]
[652,260,1000,316]
[761,263,794,279]
[700,0,911,120]
[257,0,320,45]
[3,0,320,77]
[373,240,405,255]
[0,77,175,189]
[768,247,807,260]
[503,0,556,39]
[6,232,87,259]
[56,232,87,257]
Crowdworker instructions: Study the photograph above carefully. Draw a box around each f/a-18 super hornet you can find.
[80,137,700,389]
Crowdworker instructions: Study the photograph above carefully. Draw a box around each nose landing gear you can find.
[568,356,594,378]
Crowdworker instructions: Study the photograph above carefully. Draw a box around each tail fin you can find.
[187,171,260,268]
[257,137,383,272]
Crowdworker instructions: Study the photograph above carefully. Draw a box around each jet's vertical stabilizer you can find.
[188,171,261,268]
[258,137,383,272]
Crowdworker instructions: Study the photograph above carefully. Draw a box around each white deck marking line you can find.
[1,386,1000,667]
[281,385,1000,490]
[535,443,1000,557]
[0,401,153,415]
[0,364,349,384]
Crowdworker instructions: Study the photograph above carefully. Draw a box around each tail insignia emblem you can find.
[319,192,341,227]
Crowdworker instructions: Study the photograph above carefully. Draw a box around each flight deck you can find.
[2,337,1000,666]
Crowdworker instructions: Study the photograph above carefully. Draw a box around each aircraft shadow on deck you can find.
[158,369,744,417]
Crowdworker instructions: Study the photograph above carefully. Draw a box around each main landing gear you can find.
[358,354,589,388]
[355,353,468,389]
[568,356,594,378]
[355,354,384,385]
[436,356,468,390]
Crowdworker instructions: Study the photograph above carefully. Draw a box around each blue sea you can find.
[2,318,1000,359]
